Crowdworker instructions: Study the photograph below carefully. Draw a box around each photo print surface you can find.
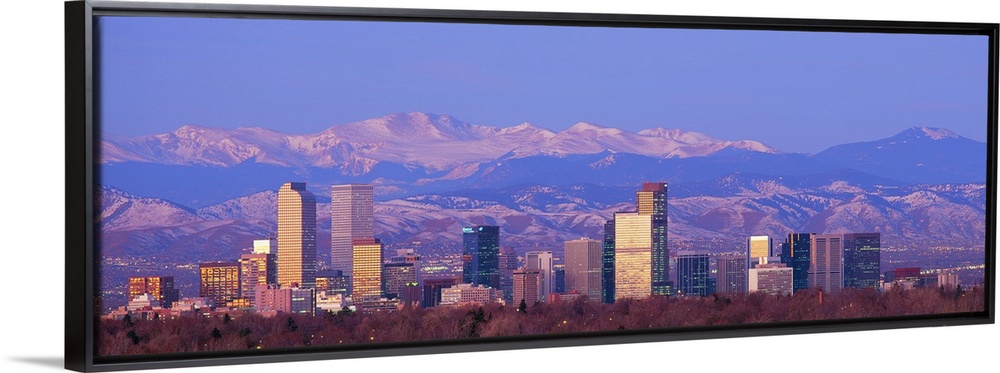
[94,15,988,356]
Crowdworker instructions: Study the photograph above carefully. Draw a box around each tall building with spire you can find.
[637,182,669,295]
[330,184,374,280]
[277,182,317,289]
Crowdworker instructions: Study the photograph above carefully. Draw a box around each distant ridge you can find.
[100,112,780,171]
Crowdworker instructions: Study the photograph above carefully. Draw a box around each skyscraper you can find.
[498,246,518,304]
[780,233,812,293]
[127,276,179,309]
[747,235,772,268]
[277,182,317,289]
[715,255,749,294]
[352,238,383,305]
[553,264,566,294]
[564,238,603,301]
[512,268,542,307]
[614,212,652,300]
[199,262,241,307]
[239,241,277,308]
[462,226,500,290]
[602,219,616,303]
[382,262,417,299]
[525,251,554,300]
[810,234,843,292]
[675,252,710,297]
[637,182,669,295]
[330,184,374,280]
[842,233,881,289]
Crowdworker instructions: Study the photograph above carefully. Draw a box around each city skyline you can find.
[89,14,989,358]
[95,176,983,359]
[116,180,916,307]
[96,172,985,311]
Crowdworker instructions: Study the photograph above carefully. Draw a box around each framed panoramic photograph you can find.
[65,0,997,372]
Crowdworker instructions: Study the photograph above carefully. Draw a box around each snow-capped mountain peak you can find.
[919,127,960,140]
[103,112,782,170]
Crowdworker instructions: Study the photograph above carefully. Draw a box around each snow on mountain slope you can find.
[102,112,777,171]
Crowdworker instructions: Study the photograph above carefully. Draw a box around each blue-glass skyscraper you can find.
[462,225,501,290]
[602,219,616,303]
[675,252,710,297]
[843,233,881,289]
[779,233,812,293]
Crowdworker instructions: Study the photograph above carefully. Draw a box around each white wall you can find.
[2,1,996,372]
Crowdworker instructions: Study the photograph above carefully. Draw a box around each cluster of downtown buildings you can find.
[105,181,961,322]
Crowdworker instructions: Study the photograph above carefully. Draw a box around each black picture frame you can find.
[64,1,997,372]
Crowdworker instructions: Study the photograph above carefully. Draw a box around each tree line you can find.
[97,285,984,356]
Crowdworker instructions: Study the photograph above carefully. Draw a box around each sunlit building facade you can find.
[239,251,276,308]
[277,182,317,289]
[128,276,179,309]
[199,262,241,306]
[614,212,652,300]
[330,184,374,280]
[637,182,669,295]
[252,238,276,255]
[747,235,773,268]
[352,238,384,304]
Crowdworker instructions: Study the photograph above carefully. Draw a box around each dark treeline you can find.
[98,285,984,356]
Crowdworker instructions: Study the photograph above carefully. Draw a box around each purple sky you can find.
[97,16,988,153]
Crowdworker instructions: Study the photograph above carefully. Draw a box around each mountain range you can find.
[101,112,778,171]
[95,112,988,262]
[100,112,986,208]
